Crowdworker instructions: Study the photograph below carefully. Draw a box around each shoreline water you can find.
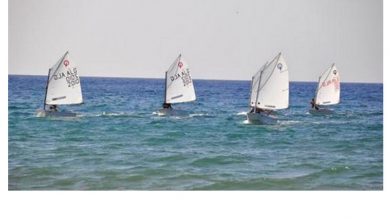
[8,75,383,190]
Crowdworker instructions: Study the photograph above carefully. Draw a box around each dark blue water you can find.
[8,75,383,190]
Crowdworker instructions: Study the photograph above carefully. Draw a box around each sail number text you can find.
[321,76,340,90]
[53,68,80,87]
[170,68,192,86]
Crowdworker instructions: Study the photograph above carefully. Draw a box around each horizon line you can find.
[8,73,383,84]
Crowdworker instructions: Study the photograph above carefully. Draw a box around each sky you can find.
[9,0,383,82]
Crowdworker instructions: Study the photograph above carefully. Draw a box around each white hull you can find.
[309,108,333,115]
[36,109,77,117]
[157,108,176,116]
[246,112,277,124]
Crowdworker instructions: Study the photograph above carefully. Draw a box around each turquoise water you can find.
[8,75,383,190]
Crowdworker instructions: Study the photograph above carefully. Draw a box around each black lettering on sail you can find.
[170,72,182,82]
[181,68,192,86]
[52,96,66,101]
[171,94,183,100]
[53,72,66,80]
[65,68,80,87]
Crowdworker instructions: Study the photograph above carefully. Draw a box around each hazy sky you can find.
[9,0,382,82]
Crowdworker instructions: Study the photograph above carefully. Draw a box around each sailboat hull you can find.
[36,109,77,117]
[157,108,173,116]
[247,112,277,124]
[309,108,333,115]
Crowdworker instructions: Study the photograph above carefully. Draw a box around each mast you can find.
[43,68,51,110]
[164,70,168,104]
[248,76,254,108]
[314,75,321,103]
[254,67,263,110]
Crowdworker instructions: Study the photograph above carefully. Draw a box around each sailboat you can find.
[309,63,340,114]
[247,52,289,124]
[36,51,83,117]
[158,54,196,115]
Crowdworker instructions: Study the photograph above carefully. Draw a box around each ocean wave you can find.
[152,111,159,115]
[189,113,206,117]
[242,119,250,124]
[191,155,245,167]
[80,111,140,118]
[101,112,126,116]
[152,111,211,118]
[278,120,301,125]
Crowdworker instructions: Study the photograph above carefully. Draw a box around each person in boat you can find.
[162,103,172,109]
[310,98,319,110]
[261,108,273,115]
[251,107,272,115]
[248,107,260,113]
[49,105,58,112]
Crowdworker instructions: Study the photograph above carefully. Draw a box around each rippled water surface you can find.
[8,75,383,190]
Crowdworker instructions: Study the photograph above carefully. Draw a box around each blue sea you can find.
[8,75,383,190]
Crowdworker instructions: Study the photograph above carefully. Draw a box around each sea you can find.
[8,75,383,190]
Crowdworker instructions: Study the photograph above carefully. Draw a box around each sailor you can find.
[162,103,172,109]
[310,98,319,110]
[49,105,58,112]
[260,108,272,115]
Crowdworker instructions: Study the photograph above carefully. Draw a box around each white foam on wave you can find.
[189,113,206,117]
[236,111,247,116]
[153,111,167,116]
[278,120,301,125]
[102,111,125,116]
[242,119,250,124]
[82,111,130,117]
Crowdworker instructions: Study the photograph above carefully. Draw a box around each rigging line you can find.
[49,51,69,81]
[258,54,283,92]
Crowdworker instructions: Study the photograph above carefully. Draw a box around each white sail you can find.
[45,51,83,105]
[315,64,340,105]
[165,54,196,104]
[249,62,268,107]
[255,53,289,110]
